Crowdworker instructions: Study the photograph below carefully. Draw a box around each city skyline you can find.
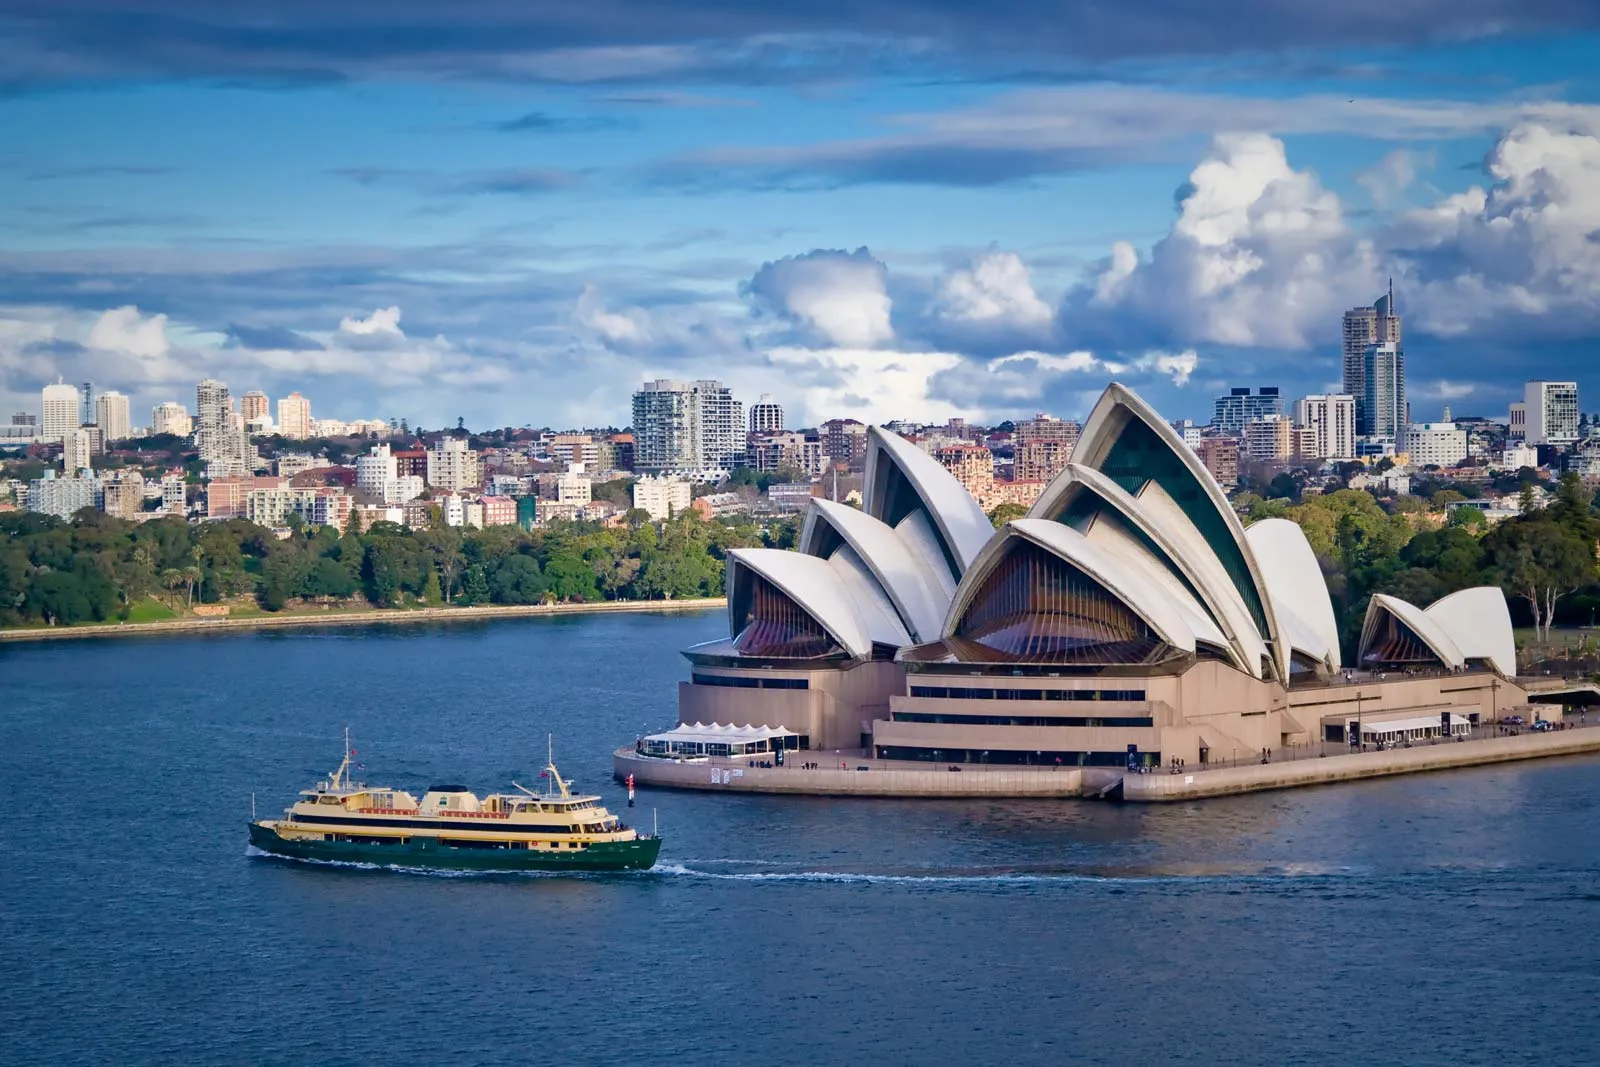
[1,6,1598,430]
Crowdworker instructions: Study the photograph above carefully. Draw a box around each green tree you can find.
[543,551,597,602]
[26,571,92,625]
[489,555,545,604]
[459,564,491,605]
[421,568,443,605]
[987,502,1027,528]
[1486,519,1596,640]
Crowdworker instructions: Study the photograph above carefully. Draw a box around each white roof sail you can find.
[1359,593,1465,670]
[1075,507,1233,655]
[945,519,1200,654]
[1245,518,1342,671]
[863,426,994,579]
[800,498,950,642]
[1424,587,1517,676]
[826,544,914,649]
[1065,383,1286,679]
[893,510,958,600]
[1029,462,1266,677]
[725,548,876,659]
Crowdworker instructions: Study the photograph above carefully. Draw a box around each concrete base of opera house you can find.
[614,722,1600,801]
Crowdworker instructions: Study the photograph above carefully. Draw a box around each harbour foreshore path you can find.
[0,598,726,643]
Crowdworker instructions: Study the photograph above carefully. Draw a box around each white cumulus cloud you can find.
[744,248,894,348]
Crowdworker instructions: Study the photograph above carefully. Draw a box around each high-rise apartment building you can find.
[1524,380,1579,446]
[1242,415,1293,462]
[152,401,192,437]
[62,428,93,474]
[933,442,995,501]
[748,393,784,434]
[94,391,132,443]
[240,390,271,424]
[1193,437,1240,489]
[1293,394,1357,460]
[1013,414,1080,482]
[162,472,187,514]
[41,381,80,443]
[196,379,249,476]
[1402,423,1468,468]
[821,418,869,472]
[631,379,744,472]
[426,436,483,491]
[26,472,95,519]
[100,470,145,520]
[277,392,311,439]
[356,444,400,504]
[1362,343,1407,439]
[1211,387,1282,435]
[1344,283,1403,434]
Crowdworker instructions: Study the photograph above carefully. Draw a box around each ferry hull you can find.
[248,822,661,872]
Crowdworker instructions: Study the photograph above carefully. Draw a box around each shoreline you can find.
[0,598,726,643]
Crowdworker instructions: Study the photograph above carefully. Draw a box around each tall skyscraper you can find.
[1524,380,1579,446]
[1212,387,1282,435]
[1293,394,1357,460]
[277,392,311,439]
[240,390,271,424]
[94,391,131,443]
[152,401,192,437]
[1343,281,1403,435]
[41,381,80,443]
[197,379,248,476]
[631,379,744,472]
[748,393,784,434]
[1362,343,1406,438]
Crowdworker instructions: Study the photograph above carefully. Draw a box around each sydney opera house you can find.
[675,384,1525,771]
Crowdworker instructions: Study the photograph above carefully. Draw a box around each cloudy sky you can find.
[2,1,1598,431]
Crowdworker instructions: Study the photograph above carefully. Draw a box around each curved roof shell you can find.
[1057,383,1287,679]
[1028,462,1267,676]
[945,518,1200,655]
[726,548,908,660]
[1424,587,1517,676]
[1359,593,1465,670]
[1245,518,1342,671]
[863,426,994,582]
[800,498,951,643]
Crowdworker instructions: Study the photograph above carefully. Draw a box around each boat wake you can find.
[651,860,1368,887]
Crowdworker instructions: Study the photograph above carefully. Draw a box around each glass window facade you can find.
[891,712,1154,727]
[731,574,840,658]
[874,746,1160,768]
[691,673,809,690]
[908,685,1145,701]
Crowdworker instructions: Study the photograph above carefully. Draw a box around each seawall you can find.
[1121,727,1600,802]
[614,749,1086,798]
[0,598,726,643]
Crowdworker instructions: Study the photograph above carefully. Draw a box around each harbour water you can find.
[4,609,1599,1066]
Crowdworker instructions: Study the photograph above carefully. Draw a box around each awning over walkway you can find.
[1357,713,1470,740]
[641,722,805,757]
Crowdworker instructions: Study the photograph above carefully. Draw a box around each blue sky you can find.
[1,2,1598,431]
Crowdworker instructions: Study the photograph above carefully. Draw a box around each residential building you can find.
[275,454,325,479]
[426,436,483,491]
[437,492,467,528]
[207,475,285,519]
[604,433,635,472]
[1169,419,1204,447]
[1361,343,1407,438]
[632,474,693,521]
[979,479,1046,512]
[767,482,818,513]
[481,495,518,527]
[1402,423,1469,469]
[631,378,744,472]
[1290,426,1320,462]
[821,418,869,472]
[197,379,249,476]
[1524,380,1580,446]
[1194,437,1240,489]
[1293,394,1357,460]
[1342,282,1402,430]
[392,448,427,479]
[549,433,601,469]
[41,381,79,442]
[1013,414,1080,482]
[691,492,748,520]
[311,489,353,529]
[100,470,145,520]
[26,472,94,519]
[240,390,270,424]
[277,392,312,439]
[1497,441,1540,471]
[2,412,38,444]
[152,401,192,437]
[94,391,132,443]
[557,465,592,506]
[356,444,399,503]
[62,428,93,474]
[748,394,784,434]
[933,442,994,501]
[1212,387,1283,435]
[748,430,828,476]
[1509,402,1527,440]
[1242,415,1293,462]
[161,472,187,514]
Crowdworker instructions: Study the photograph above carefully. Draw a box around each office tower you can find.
[277,392,311,439]
[152,401,192,437]
[41,381,80,442]
[426,436,483,491]
[197,379,249,476]
[94,391,132,443]
[1293,394,1357,460]
[748,394,784,434]
[1343,281,1402,433]
[1361,343,1406,438]
[631,379,744,473]
[240,390,270,424]
[1211,387,1282,434]
[62,428,93,474]
[1524,380,1579,446]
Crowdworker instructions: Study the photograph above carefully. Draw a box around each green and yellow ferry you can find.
[249,736,660,872]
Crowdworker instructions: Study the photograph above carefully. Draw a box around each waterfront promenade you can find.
[0,597,725,643]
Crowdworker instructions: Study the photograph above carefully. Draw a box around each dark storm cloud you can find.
[1,1,1595,89]
[490,111,630,133]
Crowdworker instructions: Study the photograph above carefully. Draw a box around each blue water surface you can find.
[3,610,1598,1067]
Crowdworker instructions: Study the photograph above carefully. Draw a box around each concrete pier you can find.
[614,749,1086,797]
